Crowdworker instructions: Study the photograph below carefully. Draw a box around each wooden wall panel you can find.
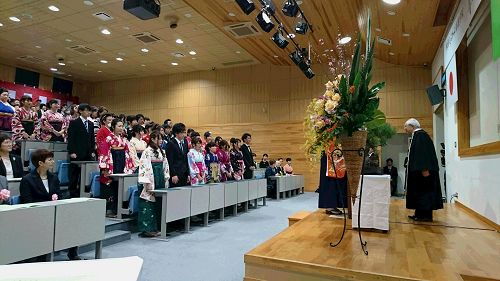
[0,64,15,83]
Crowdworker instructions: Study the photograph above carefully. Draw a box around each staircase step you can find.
[78,230,131,254]
[105,218,134,233]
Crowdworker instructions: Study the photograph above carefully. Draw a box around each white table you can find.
[72,161,99,198]
[352,175,391,231]
[208,183,225,220]
[108,173,138,220]
[224,182,238,216]
[0,204,55,265]
[7,178,21,197]
[237,180,249,212]
[182,185,210,226]
[270,176,287,200]
[0,256,143,281]
[256,178,267,206]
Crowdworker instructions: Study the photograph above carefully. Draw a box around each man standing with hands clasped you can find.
[240,133,255,180]
[166,123,190,187]
[67,104,95,198]
[404,118,443,222]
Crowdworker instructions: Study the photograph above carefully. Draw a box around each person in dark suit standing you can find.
[383,158,398,196]
[166,123,189,187]
[67,104,95,198]
[20,149,81,260]
[240,133,255,180]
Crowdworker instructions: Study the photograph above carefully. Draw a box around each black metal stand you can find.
[329,147,368,255]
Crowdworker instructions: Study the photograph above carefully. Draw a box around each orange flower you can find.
[326,123,339,132]
[343,113,349,116]
[350,86,355,93]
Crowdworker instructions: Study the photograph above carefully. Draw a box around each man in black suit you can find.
[67,104,95,198]
[383,158,398,196]
[240,133,255,180]
[274,158,284,175]
[166,123,189,187]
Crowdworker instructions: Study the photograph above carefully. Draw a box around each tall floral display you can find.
[304,34,386,204]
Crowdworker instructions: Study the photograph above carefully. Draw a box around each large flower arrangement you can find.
[304,35,387,155]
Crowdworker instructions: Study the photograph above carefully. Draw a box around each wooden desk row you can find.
[151,179,268,241]
[269,175,305,200]
[0,198,106,265]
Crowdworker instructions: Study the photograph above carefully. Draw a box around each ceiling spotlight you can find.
[100,60,107,63]
[10,17,20,22]
[185,13,192,17]
[403,33,410,37]
[192,57,197,60]
[235,0,255,15]
[175,39,183,44]
[35,45,41,48]
[50,68,57,71]
[68,61,74,64]
[375,28,381,32]
[389,52,395,55]
[189,51,196,55]
[228,13,235,17]
[383,0,401,4]
[66,39,72,42]
[22,14,33,19]
[339,36,351,44]
[302,67,315,79]
[68,74,72,77]
[387,11,395,15]
[58,62,65,66]
[264,0,276,15]
[141,64,145,67]
[48,6,59,11]
[282,0,299,17]
[0,23,3,27]
[271,31,289,49]
[84,1,94,5]
[101,29,110,35]
[289,50,308,70]
[236,51,241,54]
[172,62,178,66]
[141,48,149,52]
[274,55,278,58]
[256,10,275,33]
[118,52,125,56]
[295,19,309,35]
[116,57,123,61]
[123,26,129,30]
[97,70,102,72]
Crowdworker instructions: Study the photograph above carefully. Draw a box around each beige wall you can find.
[89,60,434,192]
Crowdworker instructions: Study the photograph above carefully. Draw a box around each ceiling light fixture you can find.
[66,39,72,42]
[403,33,410,37]
[116,57,123,61]
[383,0,401,4]
[256,10,275,33]
[22,14,32,19]
[68,74,72,77]
[141,64,145,67]
[48,6,59,11]
[236,51,241,54]
[98,70,102,72]
[58,62,65,66]
[339,36,351,44]
[185,13,191,17]
[289,50,314,79]
[101,29,110,35]
[274,55,278,58]
[0,23,3,27]
[123,26,129,30]
[118,52,125,56]
[141,48,149,52]
[100,60,107,63]
[287,33,295,38]
[171,62,178,66]
[192,57,196,60]
[235,0,255,15]
[35,45,41,48]
[176,39,183,44]
[389,52,395,55]
[50,68,57,71]
[84,1,94,5]
[295,18,309,35]
[271,30,289,49]
[68,61,74,64]
[282,0,299,17]
[10,17,20,22]
[228,13,235,17]
[375,28,381,32]
[189,51,196,55]
[387,11,395,15]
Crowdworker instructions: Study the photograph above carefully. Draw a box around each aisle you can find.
[81,192,319,281]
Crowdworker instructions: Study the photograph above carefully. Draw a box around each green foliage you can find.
[366,123,398,152]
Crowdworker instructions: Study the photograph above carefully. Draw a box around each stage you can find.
[244,199,500,281]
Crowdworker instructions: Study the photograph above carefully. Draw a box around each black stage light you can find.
[282,1,299,17]
[236,0,255,15]
[264,0,276,15]
[295,20,309,35]
[302,67,315,79]
[271,31,289,49]
[289,50,308,70]
[256,11,275,33]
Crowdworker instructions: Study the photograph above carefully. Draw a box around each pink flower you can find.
[0,189,10,200]
[325,119,331,124]
[318,116,324,120]
[52,194,58,201]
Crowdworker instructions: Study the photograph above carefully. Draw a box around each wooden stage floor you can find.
[244,199,500,281]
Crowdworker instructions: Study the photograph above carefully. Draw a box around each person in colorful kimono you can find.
[217,139,233,182]
[201,131,212,154]
[129,124,147,170]
[187,136,207,186]
[96,113,113,157]
[99,118,137,217]
[137,131,170,237]
[0,88,15,132]
[11,95,40,151]
[230,137,245,181]
[205,142,221,183]
[40,99,67,142]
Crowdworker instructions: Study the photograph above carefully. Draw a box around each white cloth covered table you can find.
[351,175,390,231]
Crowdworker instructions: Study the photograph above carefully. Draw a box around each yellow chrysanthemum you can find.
[315,120,325,129]
[325,90,334,99]
[332,93,341,102]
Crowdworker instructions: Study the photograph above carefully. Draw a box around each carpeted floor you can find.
[78,192,320,281]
